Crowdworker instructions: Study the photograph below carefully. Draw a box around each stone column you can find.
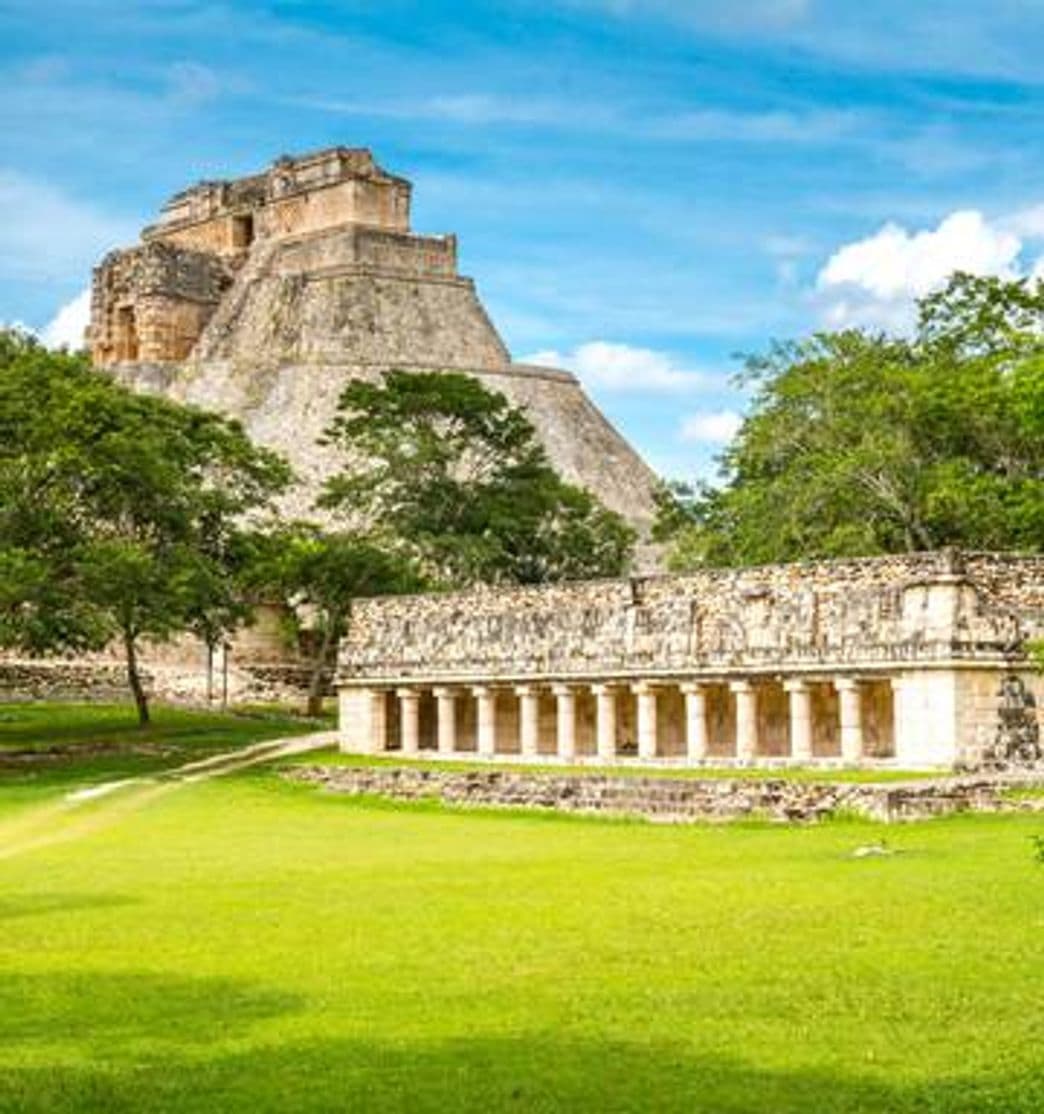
[516,685,541,759]
[783,679,813,762]
[552,684,578,761]
[836,678,864,763]
[730,680,757,761]
[338,686,388,755]
[397,688,421,756]
[633,682,659,760]
[433,687,457,756]
[473,686,497,758]
[593,684,618,762]
[681,683,708,762]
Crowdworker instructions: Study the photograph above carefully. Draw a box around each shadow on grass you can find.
[1,994,1042,1113]
[0,971,302,1049]
[0,893,138,922]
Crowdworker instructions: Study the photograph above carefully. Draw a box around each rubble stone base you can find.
[285,764,1044,824]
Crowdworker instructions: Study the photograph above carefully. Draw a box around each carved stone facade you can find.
[337,550,1044,770]
[89,146,658,528]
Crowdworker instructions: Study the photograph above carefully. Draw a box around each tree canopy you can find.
[0,331,290,722]
[656,274,1044,568]
[251,525,424,717]
[320,370,636,585]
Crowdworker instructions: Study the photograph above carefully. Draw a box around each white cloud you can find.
[521,340,712,392]
[680,409,742,444]
[166,61,225,107]
[1005,204,1044,240]
[815,210,1025,331]
[283,92,585,128]
[40,287,90,349]
[293,90,857,149]
[0,170,137,283]
[651,107,853,145]
[580,0,810,31]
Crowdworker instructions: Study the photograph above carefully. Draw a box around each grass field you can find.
[2,702,1044,1112]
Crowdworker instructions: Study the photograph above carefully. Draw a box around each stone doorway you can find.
[232,213,254,249]
[115,305,139,361]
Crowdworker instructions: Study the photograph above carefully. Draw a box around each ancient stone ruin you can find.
[0,145,662,705]
[337,550,1044,770]
[988,674,1041,767]
[89,146,657,527]
[8,147,1043,771]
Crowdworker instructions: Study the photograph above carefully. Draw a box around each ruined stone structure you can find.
[89,146,657,527]
[287,764,1044,824]
[66,145,663,702]
[337,550,1044,770]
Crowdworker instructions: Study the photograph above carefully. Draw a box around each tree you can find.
[319,370,636,586]
[0,331,291,724]
[656,274,1044,568]
[255,526,423,717]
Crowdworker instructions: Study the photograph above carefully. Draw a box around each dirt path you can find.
[0,730,336,863]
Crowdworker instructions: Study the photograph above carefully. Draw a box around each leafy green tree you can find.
[254,526,423,717]
[320,370,636,585]
[657,274,1044,568]
[0,331,291,724]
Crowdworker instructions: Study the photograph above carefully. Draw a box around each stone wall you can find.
[140,148,411,256]
[0,661,131,703]
[340,550,1042,683]
[271,226,458,280]
[0,602,328,708]
[90,242,233,363]
[285,763,1044,823]
[193,265,511,370]
[0,656,327,707]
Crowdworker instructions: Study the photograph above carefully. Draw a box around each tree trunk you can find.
[205,640,215,704]
[306,622,336,719]
[123,629,150,727]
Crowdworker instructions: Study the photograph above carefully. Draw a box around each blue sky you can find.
[5,1,1044,480]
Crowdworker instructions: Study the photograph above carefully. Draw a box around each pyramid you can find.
[89,146,658,528]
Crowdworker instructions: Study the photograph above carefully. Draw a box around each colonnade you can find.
[357,675,898,763]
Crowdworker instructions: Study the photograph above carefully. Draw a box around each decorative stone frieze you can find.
[337,551,1044,770]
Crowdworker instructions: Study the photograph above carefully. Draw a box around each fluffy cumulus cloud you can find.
[679,409,742,445]
[521,340,711,392]
[815,210,1035,331]
[40,286,90,349]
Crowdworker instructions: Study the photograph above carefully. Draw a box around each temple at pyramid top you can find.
[143,147,415,254]
[89,147,469,367]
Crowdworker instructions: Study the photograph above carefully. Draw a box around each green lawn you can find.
[2,703,1044,1112]
[0,701,321,805]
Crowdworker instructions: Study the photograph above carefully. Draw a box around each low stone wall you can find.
[0,659,328,707]
[0,661,131,703]
[285,764,1044,824]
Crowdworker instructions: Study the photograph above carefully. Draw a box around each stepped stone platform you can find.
[286,762,1044,824]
